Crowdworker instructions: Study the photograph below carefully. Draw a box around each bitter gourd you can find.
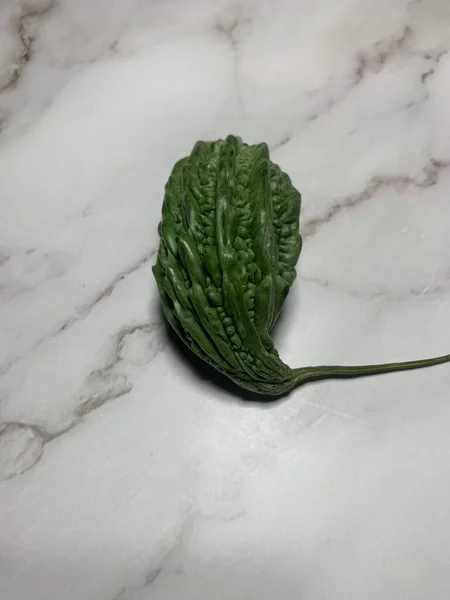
[152,134,450,395]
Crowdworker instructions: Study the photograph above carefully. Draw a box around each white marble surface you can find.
[1,0,450,598]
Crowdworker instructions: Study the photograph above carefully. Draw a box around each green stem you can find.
[293,353,450,385]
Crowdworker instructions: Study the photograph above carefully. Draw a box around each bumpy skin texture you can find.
[153,135,450,396]
[153,135,301,394]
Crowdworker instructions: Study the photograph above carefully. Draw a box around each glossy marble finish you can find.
[1,1,450,598]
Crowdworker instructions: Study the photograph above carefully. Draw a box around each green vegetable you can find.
[152,135,450,395]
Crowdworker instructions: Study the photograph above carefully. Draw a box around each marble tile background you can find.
[1,0,450,598]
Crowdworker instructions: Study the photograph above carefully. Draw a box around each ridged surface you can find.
[153,135,302,394]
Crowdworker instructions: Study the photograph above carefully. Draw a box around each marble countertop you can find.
[2,0,450,598]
